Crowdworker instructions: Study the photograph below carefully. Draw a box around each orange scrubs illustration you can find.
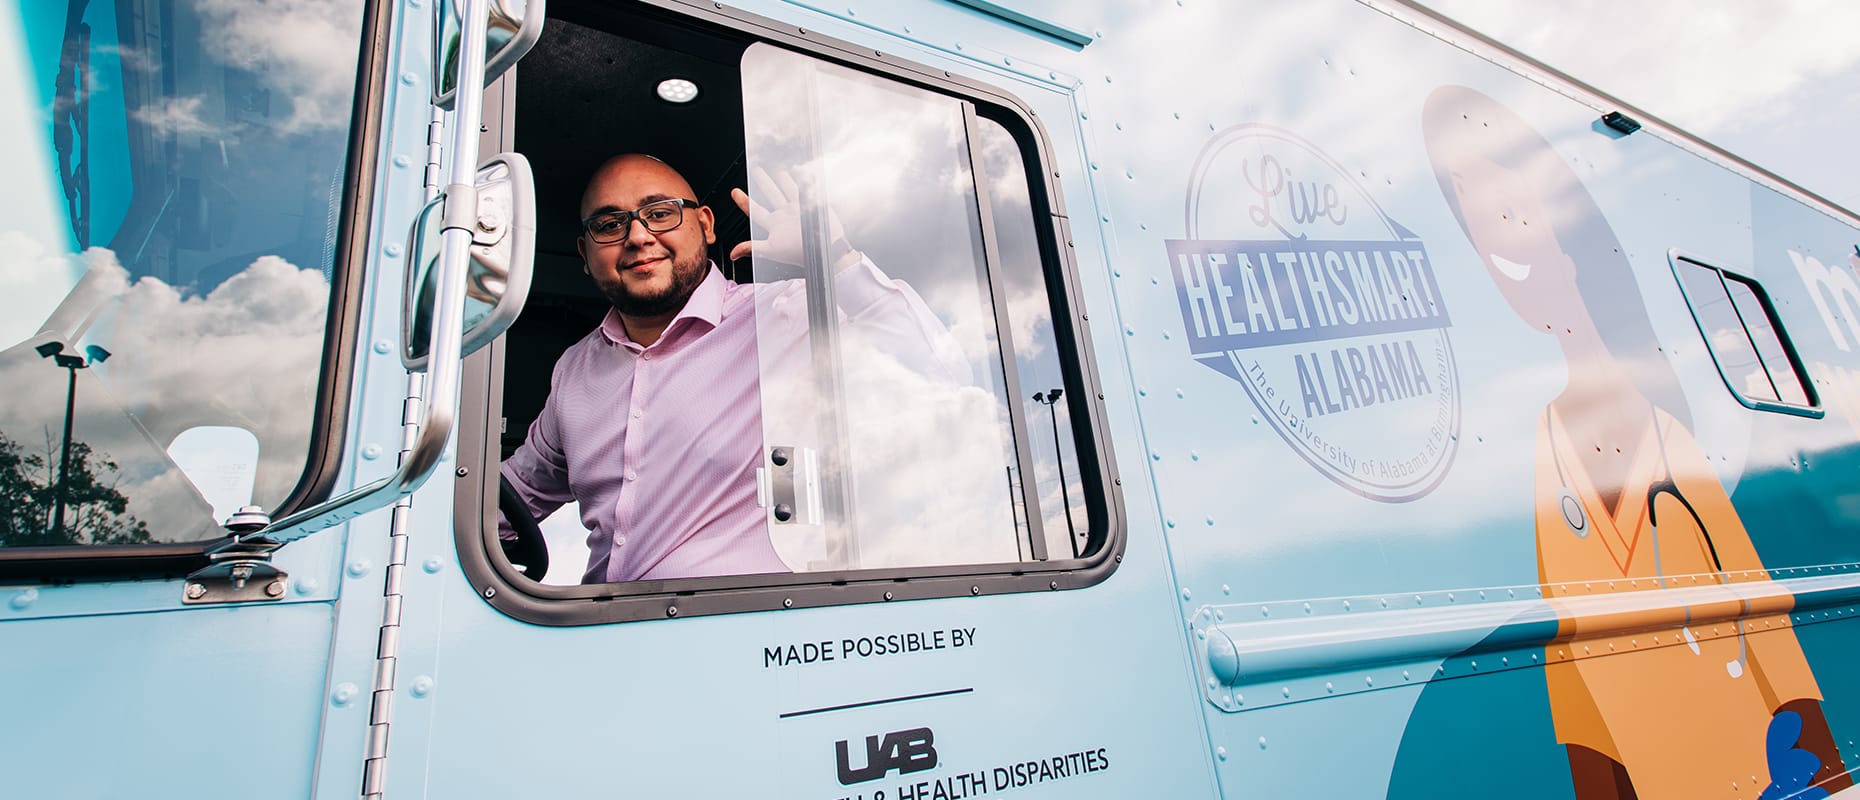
[1537,402,1821,797]
[1422,85,1849,799]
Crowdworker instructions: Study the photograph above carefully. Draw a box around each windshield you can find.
[0,0,364,547]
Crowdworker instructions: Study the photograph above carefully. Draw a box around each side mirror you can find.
[404,152,536,370]
[433,0,545,109]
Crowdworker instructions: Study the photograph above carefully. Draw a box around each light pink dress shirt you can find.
[500,261,967,583]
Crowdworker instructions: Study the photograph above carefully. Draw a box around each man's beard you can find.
[603,249,707,318]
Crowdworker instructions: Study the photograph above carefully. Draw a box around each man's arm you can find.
[497,368,576,542]
[828,254,974,385]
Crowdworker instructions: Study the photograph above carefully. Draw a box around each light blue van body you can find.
[4,1,1860,798]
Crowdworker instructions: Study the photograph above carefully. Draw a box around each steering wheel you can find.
[497,474,550,581]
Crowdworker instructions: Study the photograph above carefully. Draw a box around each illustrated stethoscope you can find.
[1547,404,1750,678]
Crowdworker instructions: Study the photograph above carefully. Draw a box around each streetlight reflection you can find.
[1031,388,1078,557]
[37,341,111,541]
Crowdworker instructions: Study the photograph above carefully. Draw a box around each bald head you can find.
[580,153,699,219]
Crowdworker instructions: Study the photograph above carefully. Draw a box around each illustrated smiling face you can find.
[1446,150,1588,333]
[1422,87,1599,338]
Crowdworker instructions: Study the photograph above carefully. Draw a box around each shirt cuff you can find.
[833,255,895,318]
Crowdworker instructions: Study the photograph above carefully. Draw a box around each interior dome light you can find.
[656,78,699,104]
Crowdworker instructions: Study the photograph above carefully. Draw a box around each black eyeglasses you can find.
[580,198,698,244]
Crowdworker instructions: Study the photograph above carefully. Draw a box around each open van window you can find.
[455,1,1119,623]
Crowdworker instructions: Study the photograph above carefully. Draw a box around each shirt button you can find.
[615,535,627,546]
[625,469,638,481]
[632,409,642,419]
[641,352,652,361]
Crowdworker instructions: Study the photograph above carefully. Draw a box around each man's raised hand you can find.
[729,166,859,271]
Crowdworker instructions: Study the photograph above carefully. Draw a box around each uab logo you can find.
[835,727,937,785]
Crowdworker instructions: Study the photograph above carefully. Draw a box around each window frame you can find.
[0,0,393,580]
[1668,250,1823,419]
[452,0,1124,626]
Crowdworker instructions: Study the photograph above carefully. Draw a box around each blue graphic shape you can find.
[1386,663,1573,800]
[1758,711,1829,800]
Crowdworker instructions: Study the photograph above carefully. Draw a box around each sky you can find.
[1416,0,1860,214]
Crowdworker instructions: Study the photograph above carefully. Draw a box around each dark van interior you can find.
[502,3,758,459]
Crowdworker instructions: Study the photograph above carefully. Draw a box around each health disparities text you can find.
[834,747,1110,800]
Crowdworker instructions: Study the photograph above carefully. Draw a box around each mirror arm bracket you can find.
[439,182,480,233]
[181,506,289,605]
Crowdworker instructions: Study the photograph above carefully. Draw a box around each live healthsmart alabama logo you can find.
[1166,125,1460,501]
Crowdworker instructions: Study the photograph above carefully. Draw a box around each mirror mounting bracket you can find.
[439,182,480,234]
[181,506,289,605]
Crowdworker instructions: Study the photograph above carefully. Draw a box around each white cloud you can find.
[537,501,591,585]
[1421,0,1860,131]
[194,0,365,133]
[754,277,1026,571]
[129,95,227,137]
[91,43,160,75]
[1416,0,1860,213]
[0,249,328,539]
[0,232,89,351]
[1004,285,1053,361]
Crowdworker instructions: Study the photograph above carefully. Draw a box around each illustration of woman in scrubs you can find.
[1421,86,1848,799]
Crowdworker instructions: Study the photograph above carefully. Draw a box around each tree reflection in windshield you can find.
[0,431,152,547]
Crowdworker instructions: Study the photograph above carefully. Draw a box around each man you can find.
[499,154,970,584]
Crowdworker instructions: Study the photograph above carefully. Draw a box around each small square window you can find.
[1671,254,1820,416]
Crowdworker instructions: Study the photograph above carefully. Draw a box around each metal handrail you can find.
[253,0,494,545]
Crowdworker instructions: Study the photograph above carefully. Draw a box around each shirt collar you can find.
[599,263,728,349]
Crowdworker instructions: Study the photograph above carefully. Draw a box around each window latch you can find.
[181,506,289,604]
[757,445,820,526]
